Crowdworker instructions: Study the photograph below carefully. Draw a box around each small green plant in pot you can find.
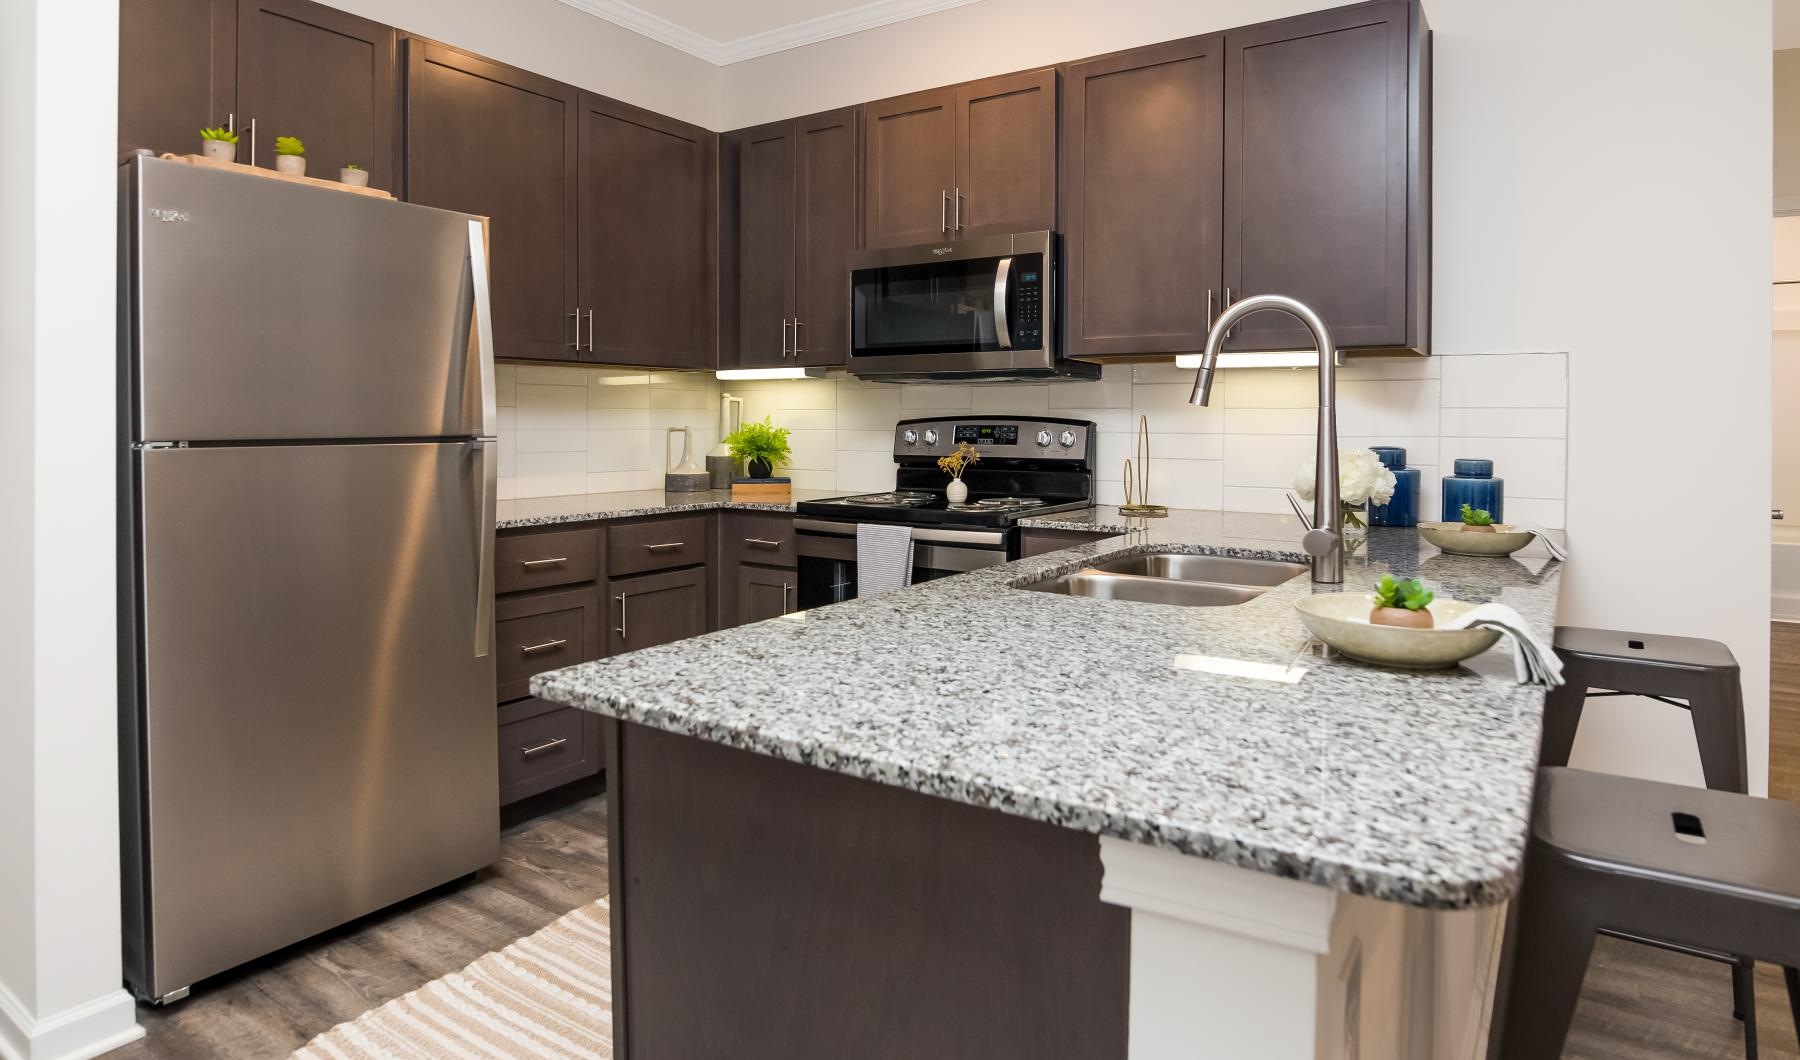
[1369,574,1435,629]
[273,136,306,177]
[339,161,370,188]
[725,417,792,479]
[200,126,239,163]
[1459,503,1496,533]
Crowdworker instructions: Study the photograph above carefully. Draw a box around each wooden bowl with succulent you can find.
[1294,574,1502,669]
[1418,504,1537,557]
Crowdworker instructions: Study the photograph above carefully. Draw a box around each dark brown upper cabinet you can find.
[237,0,399,189]
[862,72,1057,249]
[404,40,580,362]
[119,0,237,158]
[721,108,857,368]
[1221,0,1429,354]
[1061,36,1226,358]
[578,93,717,370]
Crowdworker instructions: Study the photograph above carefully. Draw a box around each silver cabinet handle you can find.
[521,736,568,758]
[1777,509,1788,521]
[226,112,235,133]
[781,582,793,615]
[520,638,568,655]
[744,537,783,549]
[585,309,595,353]
[1223,287,1236,339]
[568,311,581,351]
[794,319,805,355]
[992,255,1013,350]
[954,186,963,232]
[1206,288,1216,332]
[782,317,791,358]
[520,556,568,568]
[247,116,257,167]
[644,541,685,553]
[941,189,949,235]
[614,594,627,640]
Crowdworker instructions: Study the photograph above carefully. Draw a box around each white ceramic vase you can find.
[201,139,236,163]
[339,167,369,188]
[946,479,969,505]
[275,154,306,176]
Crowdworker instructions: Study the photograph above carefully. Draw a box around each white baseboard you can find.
[1774,592,1800,624]
[0,983,141,1060]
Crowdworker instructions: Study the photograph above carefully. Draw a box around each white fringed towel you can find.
[856,523,914,596]
[1440,602,1565,686]
[1512,523,1569,560]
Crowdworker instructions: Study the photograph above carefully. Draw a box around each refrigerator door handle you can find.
[472,438,496,658]
[467,220,497,440]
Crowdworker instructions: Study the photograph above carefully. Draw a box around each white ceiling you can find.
[1780,0,1800,50]
[554,0,984,65]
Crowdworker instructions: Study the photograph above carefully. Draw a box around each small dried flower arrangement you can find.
[937,441,980,481]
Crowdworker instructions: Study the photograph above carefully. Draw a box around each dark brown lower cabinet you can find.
[731,565,796,627]
[494,586,603,702]
[1019,527,1117,557]
[608,566,709,655]
[497,697,603,805]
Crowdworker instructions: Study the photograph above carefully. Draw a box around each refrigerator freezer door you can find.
[130,155,485,442]
[135,442,498,996]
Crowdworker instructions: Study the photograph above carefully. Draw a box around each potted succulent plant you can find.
[200,126,238,162]
[1459,503,1497,533]
[273,136,306,176]
[1369,574,1435,629]
[1293,448,1398,548]
[937,441,980,504]
[725,417,791,479]
[339,162,369,188]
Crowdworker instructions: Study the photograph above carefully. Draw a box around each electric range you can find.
[794,416,1097,607]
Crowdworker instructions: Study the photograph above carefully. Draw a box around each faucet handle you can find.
[1302,527,1340,559]
[1285,491,1314,530]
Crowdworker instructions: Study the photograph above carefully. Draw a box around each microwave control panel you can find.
[1012,254,1044,350]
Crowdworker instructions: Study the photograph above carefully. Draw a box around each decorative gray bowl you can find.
[1417,521,1536,557]
[1295,594,1501,669]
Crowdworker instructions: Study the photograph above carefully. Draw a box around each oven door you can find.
[795,520,1011,610]
[848,231,1050,378]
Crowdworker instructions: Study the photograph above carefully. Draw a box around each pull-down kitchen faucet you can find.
[1188,294,1344,583]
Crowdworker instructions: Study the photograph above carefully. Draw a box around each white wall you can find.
[330,0,722,129]
[715,0,1775,792]
[0,0,142,1057]
[1778,48,1800,204]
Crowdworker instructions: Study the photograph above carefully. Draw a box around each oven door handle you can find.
[794,519,1009,549]
[992,255,1013,350]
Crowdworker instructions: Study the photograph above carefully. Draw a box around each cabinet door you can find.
[237,0,398,189]
[120,0,236,158]
[732,565,795,628]
[1222,2,1414,352]
[728,120,796,368]
[608,566,709,655]
[793,108,858,366]
[405,41,580,362]
[861,87,957,249]
[579,92,716,369]
[1061,36,1226,358]
[494,587,603,703]
[955,69,1057,239]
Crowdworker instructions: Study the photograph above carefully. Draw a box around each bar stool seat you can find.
[1489,767,1800,1059]
[1540,626,1747,794]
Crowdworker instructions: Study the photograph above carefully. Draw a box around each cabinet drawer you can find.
[609,515,709,576]
[495,588,601,702]
[497,698,601,805]
[1018,527,1116,557]
[722,511,797,567]
[496,527,601,595]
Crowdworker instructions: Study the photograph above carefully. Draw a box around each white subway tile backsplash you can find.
[1442,437,1567,500]
[1224,408,1315,435]
[1220,368,1315,409]
[515,451,587,497]
[1224,433,1315,488]
[1337,379,1440,437]
[1337,357,1440,381]
[1047,375,1132,409]
[650,385,708,410]
[514,365,590,387]
[901,383,971,411]
[1339,435,1441,470]
[1439,352,1567,408]
[515,428,587,454]
[587,470,657,494]
[1503,497,1566,529]
[967,383,1051,415]
[837,429,894,452]
[776,408,836,432]
[1222,485,1301,515]
[836,450,898,492]
[495,364,516,407]
[514,384,588,430]
[587,429,650,472]
[588,407,651,431]
[784,429,837,472]
[777,378,837,410]
[1439,407,1567,439]
[589,373,652,409]
[836,386,903,429]
[1147,459,1225,510]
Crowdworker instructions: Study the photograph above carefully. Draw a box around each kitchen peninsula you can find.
[532,512,1563,1058]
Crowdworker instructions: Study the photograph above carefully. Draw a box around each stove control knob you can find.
[902,429,918,446]
[1035,429,1053,448]
[923,429,940,446]
[1059,430,1077,449]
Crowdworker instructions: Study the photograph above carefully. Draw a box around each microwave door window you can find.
[854,259,1000,356]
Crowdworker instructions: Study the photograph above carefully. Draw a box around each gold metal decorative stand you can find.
[1118,414,1168,517]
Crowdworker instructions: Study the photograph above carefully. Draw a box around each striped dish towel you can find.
[856,523,914,596]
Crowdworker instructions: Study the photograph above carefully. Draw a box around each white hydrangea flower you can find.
[1293,449,1396,506]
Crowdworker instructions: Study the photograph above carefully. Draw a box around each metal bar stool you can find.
[1539,627,1747,793]
[1489,768,1800,1060]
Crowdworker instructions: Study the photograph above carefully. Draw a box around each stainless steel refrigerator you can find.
[118,155,499,1003]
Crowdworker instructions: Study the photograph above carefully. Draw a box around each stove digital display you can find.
[954,424,1018,446]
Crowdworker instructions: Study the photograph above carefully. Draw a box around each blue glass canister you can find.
[1441,458,1504,523]
[1368,446,1420,527]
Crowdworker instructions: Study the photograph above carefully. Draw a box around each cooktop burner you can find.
[839,491,938,509]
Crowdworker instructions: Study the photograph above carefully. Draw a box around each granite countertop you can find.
[497,488,838,529]
[532,507,1565,910]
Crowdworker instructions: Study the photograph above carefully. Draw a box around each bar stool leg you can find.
[1489,855,1598,1060]
[1734,957,1759,1059]
[1539,675,1588,768]
[1691,672,1749,794]
[1785,966,1800,1051]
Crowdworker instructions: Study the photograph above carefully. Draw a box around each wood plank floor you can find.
[108,632,1800,1058]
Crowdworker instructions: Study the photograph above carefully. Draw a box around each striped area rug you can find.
[294,899,613,1059]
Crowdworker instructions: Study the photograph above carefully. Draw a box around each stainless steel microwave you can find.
[847,230,1097,381]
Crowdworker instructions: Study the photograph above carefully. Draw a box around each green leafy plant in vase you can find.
[273,135,306,176]
[339,161,370,188]
[1369,574,1435,629]
[1459,503,1496,533]
[199,125,239,163]
[725,417,792,479]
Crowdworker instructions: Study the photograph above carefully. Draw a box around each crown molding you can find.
[555,0,983,66]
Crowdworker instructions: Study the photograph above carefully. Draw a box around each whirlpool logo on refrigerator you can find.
[148,208,192,222]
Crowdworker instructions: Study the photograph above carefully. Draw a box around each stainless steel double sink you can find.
[1019,552,1308,607]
